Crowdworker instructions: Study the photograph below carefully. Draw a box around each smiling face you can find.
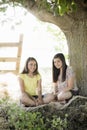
[54,57,63,69]
[28,60,37,73]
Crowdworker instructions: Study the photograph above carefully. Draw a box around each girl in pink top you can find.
[52,53,78,103]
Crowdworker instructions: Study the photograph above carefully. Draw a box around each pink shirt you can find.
[57,66,78,92]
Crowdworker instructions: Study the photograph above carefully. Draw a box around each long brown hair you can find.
[52,53,67,82]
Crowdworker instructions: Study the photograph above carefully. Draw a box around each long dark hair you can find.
[52,53,67,82]
[21,57,39,75]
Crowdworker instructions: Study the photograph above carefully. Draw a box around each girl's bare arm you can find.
[52,82,58,95]
[63,76,74,92]
[37,79,43,103]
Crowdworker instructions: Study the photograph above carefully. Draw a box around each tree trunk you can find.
[66,20,87,96]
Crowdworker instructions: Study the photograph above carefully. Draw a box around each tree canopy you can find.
[0,0,87,16]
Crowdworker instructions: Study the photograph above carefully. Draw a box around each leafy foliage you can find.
[37,0,77,16]
[0,98,68,130]
[0,0,77,15]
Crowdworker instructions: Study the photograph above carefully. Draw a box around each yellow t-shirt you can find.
[19,73,41,96]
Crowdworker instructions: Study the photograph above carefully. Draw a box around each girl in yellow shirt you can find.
[18,57,43,106]
[18,57,54,107]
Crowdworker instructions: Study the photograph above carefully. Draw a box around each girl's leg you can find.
[20,92,36,107]
[57,91,72,102]
[43,93,55,104]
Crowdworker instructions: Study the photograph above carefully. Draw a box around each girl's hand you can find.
[35,99,39,106]
[37,98,44,105]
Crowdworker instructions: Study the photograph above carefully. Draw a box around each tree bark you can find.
[66,19,87,96]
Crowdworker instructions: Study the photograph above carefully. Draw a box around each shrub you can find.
[0,98,68,130]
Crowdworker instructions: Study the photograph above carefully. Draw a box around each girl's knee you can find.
[57,91,72,101]
[57,92,65,101]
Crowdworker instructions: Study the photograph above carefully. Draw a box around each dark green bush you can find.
[0,98,68,130]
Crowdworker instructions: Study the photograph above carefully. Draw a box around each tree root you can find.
[23,95,87,111]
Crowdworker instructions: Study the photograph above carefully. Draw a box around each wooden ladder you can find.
[0,34,23,74]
